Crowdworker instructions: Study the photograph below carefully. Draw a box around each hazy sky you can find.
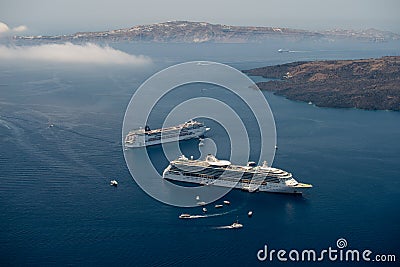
[1,0,399,35]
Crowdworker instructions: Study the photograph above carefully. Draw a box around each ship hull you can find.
[163,173,304,194]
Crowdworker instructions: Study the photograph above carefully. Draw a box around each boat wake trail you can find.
[52,124,117,145]
[213,225,236,229]
[181,209,236,219]
[213,220,243,230]
[288,50,310,53]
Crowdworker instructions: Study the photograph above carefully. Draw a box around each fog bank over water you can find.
[0,42,152,66]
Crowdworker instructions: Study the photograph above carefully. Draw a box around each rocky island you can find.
[14,21,400,44]
[244,56,400,111]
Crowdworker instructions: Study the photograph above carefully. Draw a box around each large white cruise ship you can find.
[163,154,312,194]
[124,120,209,148]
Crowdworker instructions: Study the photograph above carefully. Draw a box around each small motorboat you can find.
[197,201,206,206]
[231,220,243,229]
[179,214,191,219]
[248,211,253,217]
[215,204,223,208]
[110,180,118,186]
[223,200,230,205]
[202,207,207,213]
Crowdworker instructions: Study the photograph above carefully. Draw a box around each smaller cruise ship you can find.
[163,154,312,194]
[124,120,209,148]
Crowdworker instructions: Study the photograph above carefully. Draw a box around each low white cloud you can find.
[12,25,28,32]
[0,21,27,36]
[0,43,152,65]
[0,22,10,33]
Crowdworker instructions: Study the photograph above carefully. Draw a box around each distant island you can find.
[14,21,400,43]
[244,56,400,111]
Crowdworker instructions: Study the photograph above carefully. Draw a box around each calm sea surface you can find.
[0,41,399,266]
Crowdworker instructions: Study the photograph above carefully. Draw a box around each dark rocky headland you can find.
[244,56,400,111]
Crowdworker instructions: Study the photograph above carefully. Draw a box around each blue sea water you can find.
[0,40,399,266]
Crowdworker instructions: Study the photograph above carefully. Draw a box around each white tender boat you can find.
[230,221,243,229]
[179,214,191,219]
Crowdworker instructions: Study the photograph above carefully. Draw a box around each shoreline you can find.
[244,56,400,111]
